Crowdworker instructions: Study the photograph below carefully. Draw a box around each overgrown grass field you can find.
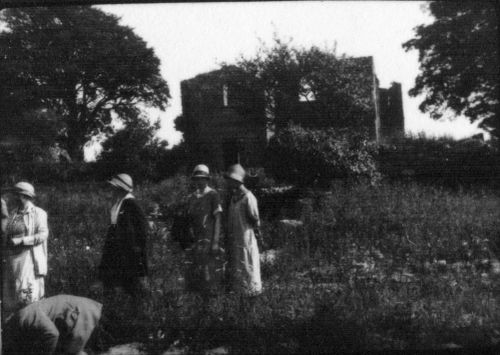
[35,177,500,353]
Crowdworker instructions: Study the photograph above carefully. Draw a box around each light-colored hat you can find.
[225,164,245,183]
[192,164,210,179]
[13,181,36,198]
[108,173,133,192]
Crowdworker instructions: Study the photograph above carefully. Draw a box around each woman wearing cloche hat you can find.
[224,164,262,299]
[184,164,224,302]
[97,173,148,310]
[2,181,49,315]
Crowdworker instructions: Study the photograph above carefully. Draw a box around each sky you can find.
[90,1,485,157]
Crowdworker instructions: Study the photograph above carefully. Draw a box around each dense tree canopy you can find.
[225,36,375,131]
[0,7,170,160]
[97,116,169,181]
[403,1,499,138]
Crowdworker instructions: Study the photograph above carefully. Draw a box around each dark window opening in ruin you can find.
[222,139,240,168]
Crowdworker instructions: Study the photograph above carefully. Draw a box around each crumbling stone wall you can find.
[180,67,267,171]
[180,59,405,170]
[378,82,405,142]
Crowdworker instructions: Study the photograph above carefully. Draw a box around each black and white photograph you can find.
[0,1,499,354]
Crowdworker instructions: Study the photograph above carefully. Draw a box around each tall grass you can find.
[30,178,500,353]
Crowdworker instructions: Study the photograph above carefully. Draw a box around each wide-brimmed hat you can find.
[191,164,210,179]
[108,173,133,192]
[13,181,36,198]
[224,164,245,183]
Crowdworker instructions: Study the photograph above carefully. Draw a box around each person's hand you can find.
[210,241,220,254]
[254,229,265,250]
[9,237,23,247]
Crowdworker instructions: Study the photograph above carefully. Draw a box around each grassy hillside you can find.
[28,177,500,353]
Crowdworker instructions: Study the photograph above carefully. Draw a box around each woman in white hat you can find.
[2,182,49,315]
[184,164,223,301]
[97,173,148,303]
[224,164,262,298]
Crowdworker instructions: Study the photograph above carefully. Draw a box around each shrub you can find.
[266,124,380,187]
[378,136,500,188]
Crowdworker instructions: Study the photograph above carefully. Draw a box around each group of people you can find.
[0,163,262,354]
[183,163,262,301]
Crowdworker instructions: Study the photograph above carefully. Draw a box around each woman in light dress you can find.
[224,164,262,298]
[185,164,224,301]
[1,197,8,234]
[2,182,49,316]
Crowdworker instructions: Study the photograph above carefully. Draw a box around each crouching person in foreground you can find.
[3,294,102,355]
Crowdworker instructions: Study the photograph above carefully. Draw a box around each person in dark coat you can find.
[97,173,148,298]
[3,294,102,355]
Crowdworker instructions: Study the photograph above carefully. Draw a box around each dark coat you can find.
[98,198,148,284]
[3,294,102,355]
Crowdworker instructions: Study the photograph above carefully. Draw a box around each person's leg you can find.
[247,294,259,317]
[122,276,149,321]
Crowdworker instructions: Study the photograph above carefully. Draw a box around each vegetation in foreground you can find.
[34,176,500,353]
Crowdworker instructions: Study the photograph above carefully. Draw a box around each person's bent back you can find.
[3,294,102,355]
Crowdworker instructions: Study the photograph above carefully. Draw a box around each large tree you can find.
[403,1,499,139]
[0,7,170,160]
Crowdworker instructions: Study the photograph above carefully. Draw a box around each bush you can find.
[378,136,500,188]
[266,124,380,187]
[0,160,95,186]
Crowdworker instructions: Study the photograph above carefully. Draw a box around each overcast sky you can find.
[94,1,485,155]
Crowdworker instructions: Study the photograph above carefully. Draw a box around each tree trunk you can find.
[65,99,86,162]
[66,137,85,162]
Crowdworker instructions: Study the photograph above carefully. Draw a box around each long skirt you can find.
[230,231,262,296]
[2,248,45,314]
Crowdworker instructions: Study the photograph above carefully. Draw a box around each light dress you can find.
[185,186,224,295]
[3,204,46,314]
[227,188,262,296]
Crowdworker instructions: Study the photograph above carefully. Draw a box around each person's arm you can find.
[212,213,222,252]
[246,193,264,249]
[123,200,148,274]
[133,201,148,253]
[29,307,61,355]
[21,208,49,246]
[1,198,8,235]
[246,193,260,229]
[211,192,223,253]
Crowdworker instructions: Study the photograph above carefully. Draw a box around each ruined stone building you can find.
[180,56,404,170]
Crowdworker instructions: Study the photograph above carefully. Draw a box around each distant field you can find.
[34,177,500,353]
